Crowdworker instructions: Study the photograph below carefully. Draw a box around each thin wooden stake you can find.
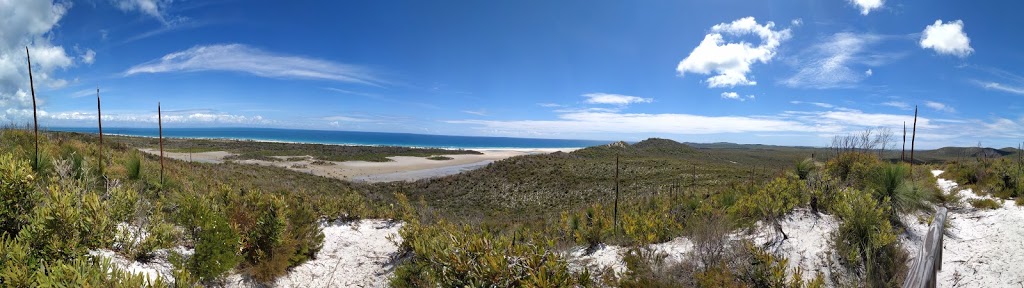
[159,102,164,185]
[97,87,103,175]
[26,47,39,170]
[911,106,918,172]
[902,122,907,162]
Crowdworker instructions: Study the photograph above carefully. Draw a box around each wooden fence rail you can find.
[903,207,947,288]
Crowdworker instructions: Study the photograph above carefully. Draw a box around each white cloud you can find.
[782,33,889,89]
[976,81,1024,95]
[920,20,973,57]
[0,0,73,112]
[81,49,96,64]
[849,0,884,15]
[124,44,385,86]
[721,92,754,101]
[677,17,791,88]
[882,101,911,110]
[925,101,955,113]
[791,18,803,27]
[538,103,563,108]
[865,69,873,76]
[112,0,173,24]
[582,93,652,105]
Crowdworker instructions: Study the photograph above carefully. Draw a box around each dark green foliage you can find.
[189,211,240,282]
[126,154,142,180]
[795,158,814,180]
[868,163,932,226]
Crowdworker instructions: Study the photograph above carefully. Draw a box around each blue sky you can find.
[2,0,1023,148]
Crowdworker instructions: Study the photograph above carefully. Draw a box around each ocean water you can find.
[49,127,611,149]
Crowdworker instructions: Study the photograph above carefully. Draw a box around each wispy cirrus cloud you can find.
[782,33,901,89]
[125,44,386,86]
[975,80,1024,96]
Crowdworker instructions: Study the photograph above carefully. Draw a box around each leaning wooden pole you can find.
[97,87,103,175]
[159,102,164,185]
[26,47,39,170]
[613,154,620,235]
[911,106,919,171]
[902,122,907,162]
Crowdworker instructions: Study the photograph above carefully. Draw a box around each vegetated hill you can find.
[910,146,1015,163]
[571,138,695,158]
[359,138,810,229]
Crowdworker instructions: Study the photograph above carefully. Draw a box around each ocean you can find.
[48,127,612,149]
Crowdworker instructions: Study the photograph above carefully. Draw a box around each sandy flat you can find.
[140,147,577,182]
[139,148,236,164]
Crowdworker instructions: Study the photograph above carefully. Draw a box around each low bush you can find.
[824,152,879,186]
[391,220,585,287]
[969,198,1002,209]
[830,188,907,287]
[731,176,805,241]
[561,203,612,250]
[0,152,36,237]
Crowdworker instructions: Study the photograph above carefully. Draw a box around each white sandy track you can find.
[225,219,404,288]
[902,170,1024,287]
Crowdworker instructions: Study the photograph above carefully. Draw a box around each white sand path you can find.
[902,170,1024,287]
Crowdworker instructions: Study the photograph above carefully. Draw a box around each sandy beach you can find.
[141,147,578,183]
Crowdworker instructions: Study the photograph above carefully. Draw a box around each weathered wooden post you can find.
[159,102,164,185]
[97,87,103,175]
[26,47,39,170]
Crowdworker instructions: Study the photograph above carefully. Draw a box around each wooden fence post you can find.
[159,102,164,185]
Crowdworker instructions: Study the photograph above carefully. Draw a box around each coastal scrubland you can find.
[2,128,1019,287]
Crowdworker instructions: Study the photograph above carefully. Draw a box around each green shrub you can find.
[561,203,611,250]
[831,189,906,286]
[126,154,142,180]
[17,183,114,262]
[969,198,1002,209]
[744,241,825,288]
[731,176,804,240]
[620,198,684,245]
[795,158,815,180]
[824,152,879,185]
[189,211,240,282]
[391,221,582,287]
[0,152,36,237]
[868,163,931,225]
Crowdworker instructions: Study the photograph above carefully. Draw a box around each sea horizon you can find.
[45,126,614,149]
